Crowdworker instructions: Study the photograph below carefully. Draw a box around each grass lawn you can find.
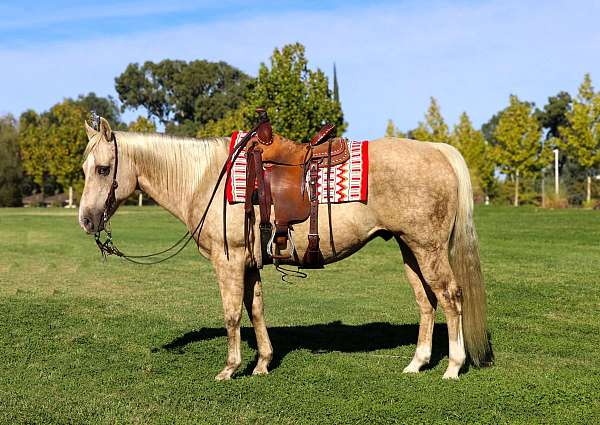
[0,206,599,424]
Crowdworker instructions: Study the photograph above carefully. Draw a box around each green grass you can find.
[1,206,599,424]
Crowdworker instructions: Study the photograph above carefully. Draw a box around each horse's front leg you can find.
[213,250,246,381]
[244,267,273,375]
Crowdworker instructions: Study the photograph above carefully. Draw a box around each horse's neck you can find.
[122,133,228,226]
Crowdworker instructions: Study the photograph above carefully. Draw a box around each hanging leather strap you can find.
[244,146,273,267]
[302,160,324,268]
[253,148,271,225]
[326,138,336,257]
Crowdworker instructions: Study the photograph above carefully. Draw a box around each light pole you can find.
[553,149,559,196]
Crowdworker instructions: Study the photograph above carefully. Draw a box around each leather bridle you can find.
[92,126,259,264]
[93,132,123,258]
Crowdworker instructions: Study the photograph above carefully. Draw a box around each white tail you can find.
[432,143,493,366]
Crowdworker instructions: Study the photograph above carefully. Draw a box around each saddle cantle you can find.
[243,108,350,268]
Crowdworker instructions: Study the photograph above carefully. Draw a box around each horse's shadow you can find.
[158,321,449,375]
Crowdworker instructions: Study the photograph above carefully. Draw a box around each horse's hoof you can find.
[215,369,233,381]
[252,367,269,376]
[402,363,420,374]
[442,370,460,380]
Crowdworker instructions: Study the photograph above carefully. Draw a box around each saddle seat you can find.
[245,109,350,268]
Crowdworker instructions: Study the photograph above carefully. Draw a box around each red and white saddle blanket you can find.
[226,131,369,204]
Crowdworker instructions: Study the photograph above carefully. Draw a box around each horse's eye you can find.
[96,166,111,176]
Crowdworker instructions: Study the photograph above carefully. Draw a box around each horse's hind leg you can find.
[414,247,466,379]
[244,267,273,375]
[399,240,437,373]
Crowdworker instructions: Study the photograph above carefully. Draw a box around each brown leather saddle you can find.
[244,109,350,268]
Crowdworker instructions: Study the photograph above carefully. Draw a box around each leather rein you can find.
[93,128,258,264]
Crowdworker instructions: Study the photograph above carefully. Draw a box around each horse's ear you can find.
[84,121,97,140]
[99,117,113,142]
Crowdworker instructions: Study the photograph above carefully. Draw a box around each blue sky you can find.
[1,0,599,139]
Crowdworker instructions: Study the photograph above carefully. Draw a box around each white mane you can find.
[106,132,228,198]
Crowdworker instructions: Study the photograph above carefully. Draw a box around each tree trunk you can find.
[587,175,592,204]
[68,186,73,208]
[514,170,520,207]
[138,192,143,207]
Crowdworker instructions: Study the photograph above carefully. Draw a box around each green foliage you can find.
[482,99,535,146]
[197,107,245,138]
[492,96,545,175]
[408,122,430,141]
[1,206,600,423]
[18,100,88,193]
[496,175,541,206]
[384,119,406,138]
[115,60,251,136]
[17,110,46,188]
[536,91,572,141]
[492,95,546,206]
[198,44,346,142]
[75,92,123,129]
[408,97,449,142]
[128,116,156,133]
[559,73,600,202]
[451,112,496,199]
[246,43,346,141]
[0,115,22,206]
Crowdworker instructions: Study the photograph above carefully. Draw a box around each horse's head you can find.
[79,118,136,234]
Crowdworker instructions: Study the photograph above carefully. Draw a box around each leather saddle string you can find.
[96,129,257,264]
[326,138,337,257]
[243,146,257,250]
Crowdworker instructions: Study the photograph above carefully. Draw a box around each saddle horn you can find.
[255,107,273,145]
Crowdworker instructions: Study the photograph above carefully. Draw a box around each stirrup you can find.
[267,228,298,261]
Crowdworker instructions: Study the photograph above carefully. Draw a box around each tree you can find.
[75,92,123,129]
[536,91,572,141]
[19,100,88,198]
[408,97,449,142]
[18,110,48,190]
[0,114,22,206]
[492,95,546,206]
[408,122,431,141]
[481,110,502,146]
[197,107,245,138]
[128,116,156,133]
[560,73,600,204]
[115,60,252,136]
[482,99,535,146]
[333,63,340,104]
[198,43,346,142]
[451,112,495,200]
[247,43,346,141]
[385,119,406,138]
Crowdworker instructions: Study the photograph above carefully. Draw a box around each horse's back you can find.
[366,137,459,240]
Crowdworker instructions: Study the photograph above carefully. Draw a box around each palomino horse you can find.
[79,118,493,380]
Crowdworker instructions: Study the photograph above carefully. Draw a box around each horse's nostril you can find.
[82,216,94,231]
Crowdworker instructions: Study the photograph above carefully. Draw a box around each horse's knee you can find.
[224,312,242,330]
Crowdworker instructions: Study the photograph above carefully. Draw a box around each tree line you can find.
[0,43,343,206]
[386,74,600,206]
[0,41,598,208]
